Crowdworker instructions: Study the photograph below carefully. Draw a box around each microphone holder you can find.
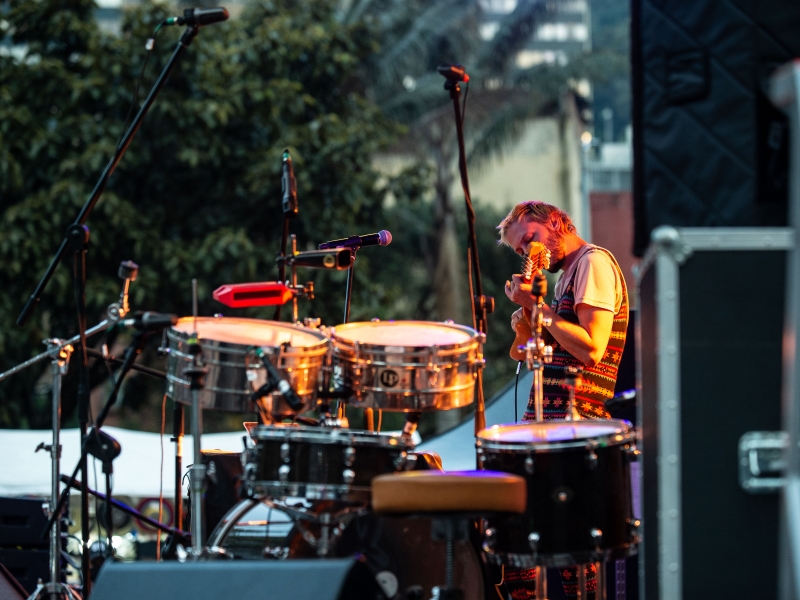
[343,249,357,325]
[441,75,493,435]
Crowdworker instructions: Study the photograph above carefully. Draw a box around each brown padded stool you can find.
[372,470,526,600]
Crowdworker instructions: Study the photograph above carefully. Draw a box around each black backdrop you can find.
[631,0,800,255]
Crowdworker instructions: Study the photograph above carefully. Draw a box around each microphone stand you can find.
[44,331,152,564]
[16,24,201,328]
[274,149,298,322]
[441,72,494,435]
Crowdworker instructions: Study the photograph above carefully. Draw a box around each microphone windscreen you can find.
[379,230,392,246]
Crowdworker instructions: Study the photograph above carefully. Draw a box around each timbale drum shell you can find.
[477,421,638,567]
[330,320,483,412]
[166,317,328,414]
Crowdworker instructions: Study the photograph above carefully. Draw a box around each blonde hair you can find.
[497,201,575,245]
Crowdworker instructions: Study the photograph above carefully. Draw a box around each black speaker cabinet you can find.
[0,497,49,548]
[91,558,380,600]
[636,226,791,599]
[0,549,49,595]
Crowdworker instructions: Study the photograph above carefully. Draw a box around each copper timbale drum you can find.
[243,424,414,504]
[330,320,484,411]
[476,420,640,567]
[166,317,328,414]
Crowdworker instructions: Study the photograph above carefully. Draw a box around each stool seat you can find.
[372,470,526,515]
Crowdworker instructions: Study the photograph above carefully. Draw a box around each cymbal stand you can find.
[525,273,552,422]
[184,332,208,557]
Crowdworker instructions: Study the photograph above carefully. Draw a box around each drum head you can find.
[172,316,326,348]
[478,420,632,446]
[332,321,477,350]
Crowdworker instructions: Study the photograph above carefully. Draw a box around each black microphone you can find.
[119,311,179,332]
[319,230,392,250]
[165,7,229,27]
[437,64,470,82]
[254,349,304,411]
[282,149,298,217]
[278,248,351,271]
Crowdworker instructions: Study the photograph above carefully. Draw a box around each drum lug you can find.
[342,469,356,485]
[280,442,291,463]
[427,346,440,387]
[344,446,356,467]
[590,527,603,552]
[627,518,642,543]
[586,450,598,469]
[394,451,408,471]
[482,527,497,553]
[476,449,486,467]
[527,531,540,553]
[625,444,641,460]
[278,464,291,482]
[525,456,535,474]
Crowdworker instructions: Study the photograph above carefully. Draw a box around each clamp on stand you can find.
[525,273,552,422]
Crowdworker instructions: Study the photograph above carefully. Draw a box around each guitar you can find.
[509,242,551,361]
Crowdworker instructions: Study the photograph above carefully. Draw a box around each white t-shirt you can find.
[553,245,625,314]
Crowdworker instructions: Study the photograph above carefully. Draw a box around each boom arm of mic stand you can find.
[16,25,201,327]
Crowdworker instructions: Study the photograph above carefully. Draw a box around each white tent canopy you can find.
[0,373,533,499]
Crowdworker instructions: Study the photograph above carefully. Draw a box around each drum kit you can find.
[3,46,639,596]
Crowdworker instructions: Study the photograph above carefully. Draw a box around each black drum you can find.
[476,420,640,567]
[243,425,413,504]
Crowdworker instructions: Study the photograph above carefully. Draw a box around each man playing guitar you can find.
[499,201,628,421]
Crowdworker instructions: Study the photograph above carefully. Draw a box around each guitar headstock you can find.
[521,242,551,282]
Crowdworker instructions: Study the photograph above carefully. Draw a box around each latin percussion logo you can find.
[380,369,399,388]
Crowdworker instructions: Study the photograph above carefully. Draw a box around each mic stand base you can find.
[26,581,83,600]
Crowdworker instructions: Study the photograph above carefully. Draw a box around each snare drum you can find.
[330,320,484,411]
[166,317,328,414]
[476,420,640,567]
[243,425,413,504]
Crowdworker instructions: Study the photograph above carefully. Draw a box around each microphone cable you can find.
[514,360,522,423]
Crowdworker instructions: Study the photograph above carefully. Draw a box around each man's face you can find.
[504,217,566,272]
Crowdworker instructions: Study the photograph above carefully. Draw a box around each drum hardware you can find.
[184,332,209,559]
[0,260,138,598]
[525,272,552,422]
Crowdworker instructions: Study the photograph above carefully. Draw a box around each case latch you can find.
[738,431,788,493]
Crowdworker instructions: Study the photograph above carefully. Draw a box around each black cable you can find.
[116,22,166,151]
[461,78,469,127]
[514,361,522,423]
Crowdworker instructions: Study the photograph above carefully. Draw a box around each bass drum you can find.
[214,500,497,600]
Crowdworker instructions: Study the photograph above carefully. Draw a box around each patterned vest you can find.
[524,246,628,421]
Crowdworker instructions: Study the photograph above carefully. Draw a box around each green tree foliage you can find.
[0,0,404,428]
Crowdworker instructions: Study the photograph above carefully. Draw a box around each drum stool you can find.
[372,470,526,600]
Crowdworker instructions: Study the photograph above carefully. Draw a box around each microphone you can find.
[279,248,351,271]
[119,311,179,331]
[282,149,298,217]
[437,64,470,82]
[165,7,229,27]
[319,230,392,250]
[254,348,304,411]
